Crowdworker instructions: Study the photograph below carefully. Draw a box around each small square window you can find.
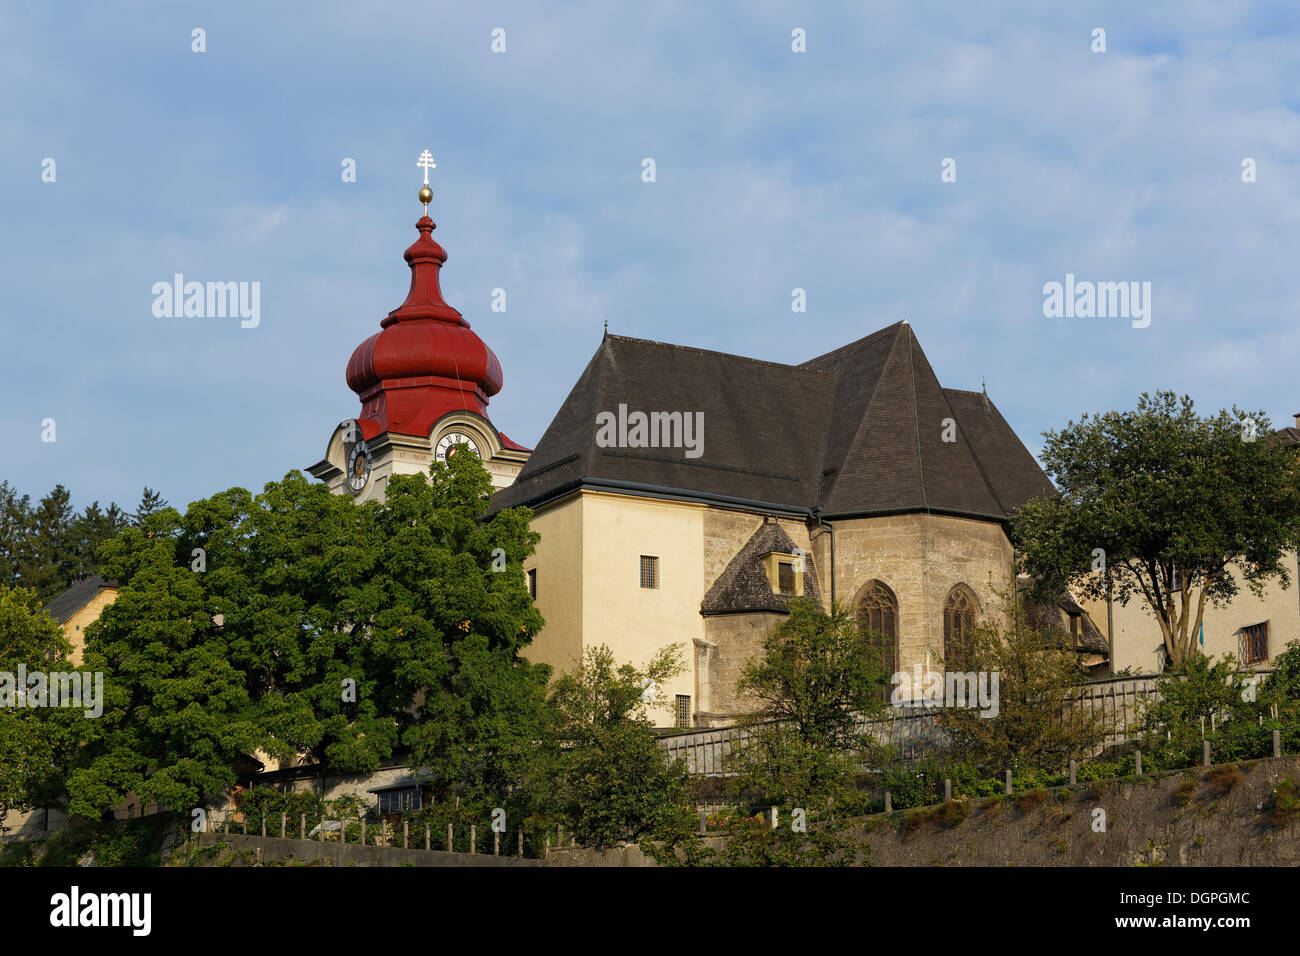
[526,568,537,599]
[640,555,659,589]
[675,694,691,728]
[778,561,795,595]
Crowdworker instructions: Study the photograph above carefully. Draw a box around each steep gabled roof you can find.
[490,335,835,513]
[701,520,822,615]
[489,322,1053,521]
[43,575,116,625]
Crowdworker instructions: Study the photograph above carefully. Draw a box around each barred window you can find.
[527,568,537,599]
[778,560,795,595]
[675,694,691,728]
[1240,622,1268,664]
[640,555,659,589]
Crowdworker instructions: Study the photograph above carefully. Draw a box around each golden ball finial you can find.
[418,184,433,207]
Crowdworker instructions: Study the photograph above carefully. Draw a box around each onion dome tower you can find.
[308,150,531,501]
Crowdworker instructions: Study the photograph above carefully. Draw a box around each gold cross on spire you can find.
[417,150,436,212]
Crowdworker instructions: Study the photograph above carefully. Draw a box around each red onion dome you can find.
[346,215,503,438]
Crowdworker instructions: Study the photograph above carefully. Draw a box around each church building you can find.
[309,161,1063,728]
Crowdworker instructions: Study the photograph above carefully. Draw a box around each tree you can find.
[0,482,130,599]
[1139,652,1248,763]
[728,599,890,811]
[534,644,696,848]
[66,451,546,820]
[0,586,76,829]
[938,601,1105,773]
[18,485,76,601]
[1015,391,1300,669]
[132,487,168,528]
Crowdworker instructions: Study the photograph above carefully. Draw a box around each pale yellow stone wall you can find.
[1079,551,1300,673]
[819,513,1014,679]
[60,588,118,666]
[522,494,1018,724]
[579,492,705,726]
[701,611,782,722]
[522,494,584,678]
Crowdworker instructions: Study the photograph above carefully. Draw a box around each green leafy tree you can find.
[67,451,546,821]
[1015,391,1300,668]
[938,601,1105,773]
[0,586,77,829]
[1140,653,1249,762]
[535,644,696,848]
[727,599,890,812]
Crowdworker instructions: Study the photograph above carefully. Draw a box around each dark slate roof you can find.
[1022,589,1109,657]
[701,520,822,615]
[43,575,116,625]
[489,322,1054,521]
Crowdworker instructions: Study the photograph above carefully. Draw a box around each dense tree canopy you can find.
[0,586,78,828]
[1015,391,1300,668]
[0,480,138,601]
[65,451,546,819]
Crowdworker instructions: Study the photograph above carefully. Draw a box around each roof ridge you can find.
[904,327,930,512]
[605,334,832,375]
[798,320,907,369]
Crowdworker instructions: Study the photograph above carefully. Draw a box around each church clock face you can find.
[345,438,372,495]
[436,431,479,462]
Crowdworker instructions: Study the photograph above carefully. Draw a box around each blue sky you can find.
[4,1,1300,512]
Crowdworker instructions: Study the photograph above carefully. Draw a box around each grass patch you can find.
[1016,790,1048,814]
[1270,778,1300,828]
[1205,765,1243,796]
[940,799,969,828]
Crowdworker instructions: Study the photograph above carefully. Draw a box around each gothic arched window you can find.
[858,580,898,679]
[943,585,980,670]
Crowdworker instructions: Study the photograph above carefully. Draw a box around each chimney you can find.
[1293,413,1300,429]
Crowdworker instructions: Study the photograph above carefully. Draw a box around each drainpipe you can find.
[811,507,835,608]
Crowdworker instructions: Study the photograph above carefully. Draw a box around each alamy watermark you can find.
[595,404,704,459]
[1,666,104,718]
[1042,273,1151,328]
[890,665,999,718]
[152,274,261,328]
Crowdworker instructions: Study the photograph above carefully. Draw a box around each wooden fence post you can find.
[1135,750,1143,776]
[1069,760,1076,786]
[404,821,409,849]
[1275,729,1282,758]
[447,823,453,852]
[280,813,286,839]
[300,814,306,840]
[1203,739,1211,767]
[518,829,524,856]
[261,816,266,838]
[361,819,366,845]
[425,824,431,851]
[884,791,892,813]
[470,825,476,854]
[944,779,952,802]
[1005,770,1012,795]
